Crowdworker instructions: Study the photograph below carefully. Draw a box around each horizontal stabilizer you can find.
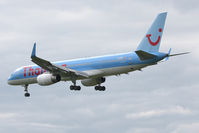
[169,52,190,57]
[135,50,157,60]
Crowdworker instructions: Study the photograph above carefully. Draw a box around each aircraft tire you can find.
[76,86,81,91]
[101,86,106,91]
[24,92,30,97]
[70,85,74,90]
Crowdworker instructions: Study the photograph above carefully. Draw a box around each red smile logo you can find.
[146,28,162,46]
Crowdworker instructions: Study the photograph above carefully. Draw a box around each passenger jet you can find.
[8,12,188,97]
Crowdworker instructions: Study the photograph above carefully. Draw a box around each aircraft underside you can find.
[9,64,149,86]
[8,63,152,97]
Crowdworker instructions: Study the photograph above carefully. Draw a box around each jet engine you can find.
[81,77,105,86]
[37,73,61,86]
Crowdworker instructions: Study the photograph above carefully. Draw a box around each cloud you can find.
[172,123,199,133]
[29,122,61,128]
[55,8,100,22]
[126,106,192,119]
[0,113,17,119]
[74,108,95,117]
[126,128,157,133]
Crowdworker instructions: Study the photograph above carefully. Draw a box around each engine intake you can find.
[81,77,105,86]
[37,73,61,86]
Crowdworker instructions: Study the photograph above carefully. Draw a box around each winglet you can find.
[31,42,36,58]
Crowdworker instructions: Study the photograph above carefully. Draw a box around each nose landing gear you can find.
[23,84,30,97]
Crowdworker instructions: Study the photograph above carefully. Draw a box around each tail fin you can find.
[137,12,167,52]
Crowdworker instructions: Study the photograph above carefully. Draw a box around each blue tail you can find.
[137,12,167,52]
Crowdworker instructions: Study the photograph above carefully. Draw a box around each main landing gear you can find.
[70,78,81,91]
[95,85,106,91]
[24,84,30,97]
[70,85,81,91]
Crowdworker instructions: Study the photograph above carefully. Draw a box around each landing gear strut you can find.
[24,84,30,97]
[70,77,81,91]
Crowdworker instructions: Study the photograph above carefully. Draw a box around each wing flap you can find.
[53,64,89,77]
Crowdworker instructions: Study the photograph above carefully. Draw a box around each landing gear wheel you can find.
[23,84,30,97]
[70,77,81,91]
[24,92,30,97]
[95,86,106,91]
[70,85,75,90]
[101,86,106,91]
[70,85,81,91]
[95,86,99,91]
[77,86,81,90]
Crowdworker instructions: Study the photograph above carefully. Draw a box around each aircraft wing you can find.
[31,43,89,78]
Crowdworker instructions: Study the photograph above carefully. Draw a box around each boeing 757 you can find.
[7,12,188,97]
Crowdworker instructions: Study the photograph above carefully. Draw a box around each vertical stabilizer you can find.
[137,12,167,52]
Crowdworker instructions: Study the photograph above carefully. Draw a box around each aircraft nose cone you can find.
[7,76,14,85]
[7,80,12,85]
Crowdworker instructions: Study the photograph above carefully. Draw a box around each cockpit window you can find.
[15,67,23,72]
[11,72,15,76]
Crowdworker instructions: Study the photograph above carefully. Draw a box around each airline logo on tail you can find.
[146,28,162,46]
[137,12,167,52]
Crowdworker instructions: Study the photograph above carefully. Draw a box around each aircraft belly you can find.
[82,64,149,77]
[102,66,133,76]
[8,77,37,85]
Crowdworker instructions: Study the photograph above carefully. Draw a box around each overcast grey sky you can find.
[0,0,199,133]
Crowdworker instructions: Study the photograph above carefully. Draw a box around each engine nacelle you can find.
[81,77,105,86]
[37,73,61,86]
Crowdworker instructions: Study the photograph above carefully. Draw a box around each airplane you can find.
[7,12,189,97]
